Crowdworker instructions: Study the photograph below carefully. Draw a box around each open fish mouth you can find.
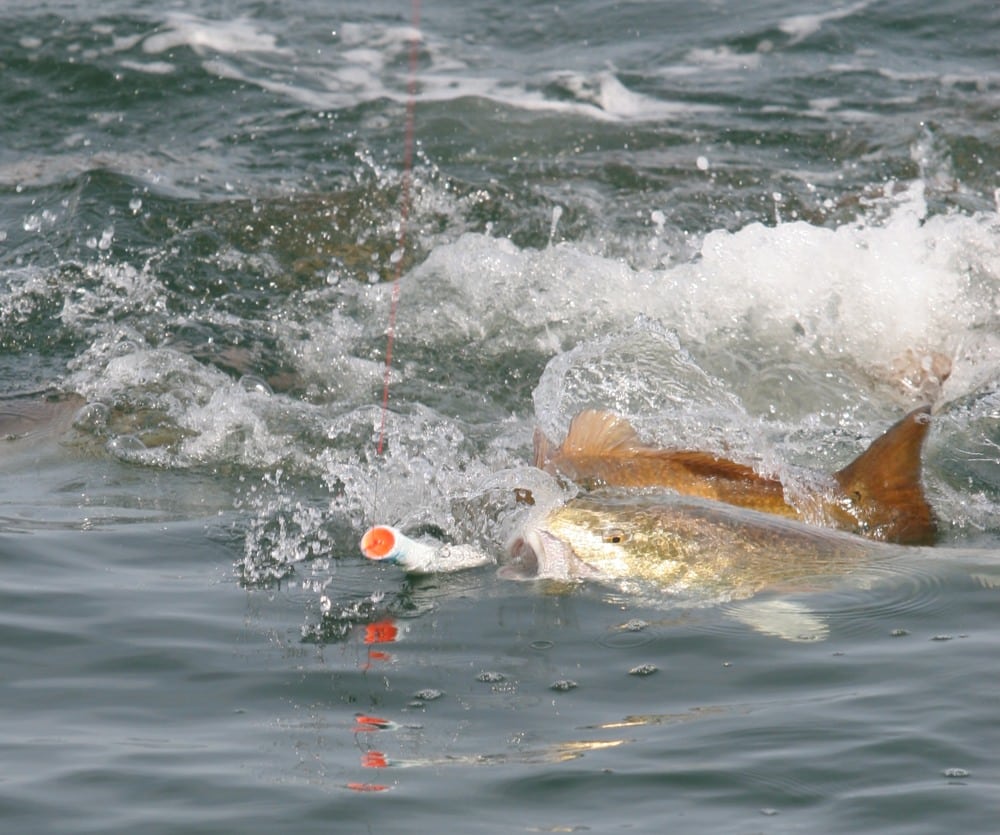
[500,535,540,579]
[501,528,602,582]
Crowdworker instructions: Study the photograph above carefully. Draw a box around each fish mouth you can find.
[499,533,542,580]
[501,527,599,582]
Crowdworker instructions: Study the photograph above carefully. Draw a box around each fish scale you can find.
[535,491,880,597]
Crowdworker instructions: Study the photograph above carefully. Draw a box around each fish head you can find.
[502,496,682,584]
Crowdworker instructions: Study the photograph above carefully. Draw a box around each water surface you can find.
[2,1,999,832]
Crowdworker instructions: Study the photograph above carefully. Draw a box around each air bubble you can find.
[73,402,110,433]
[412,688,444,701]
[239,375,273,395]
[476,671,505,683]
[106,434,147,459]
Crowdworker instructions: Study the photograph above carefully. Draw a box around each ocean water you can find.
[2,0,1000,832]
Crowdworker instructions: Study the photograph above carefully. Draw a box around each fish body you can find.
[506,491,882,599]
[534,407,936,545]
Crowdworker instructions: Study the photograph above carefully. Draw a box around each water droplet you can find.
[548,205,563,244]
[98,226,114,250]
[238,375,273,395]
[129,197,143,214]
[412,688,444,701]
[73,402,110,433]
[476,671,505,683]
[628,664,658,676]
[550,679,577,692]
[696,155,710,171]
[943,768,969,779]
[106,434,147,459]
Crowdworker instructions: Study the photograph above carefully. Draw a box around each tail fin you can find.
[833,407,936,545]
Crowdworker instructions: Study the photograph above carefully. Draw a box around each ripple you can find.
[597,630,657,649]
[705,551,968,642]
[597,618,658,648]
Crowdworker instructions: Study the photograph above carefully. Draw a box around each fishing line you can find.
[376,0,422,458]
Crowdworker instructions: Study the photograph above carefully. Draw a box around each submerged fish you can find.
[533,407,936,545]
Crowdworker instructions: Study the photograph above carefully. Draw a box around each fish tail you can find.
[833,406,936,545]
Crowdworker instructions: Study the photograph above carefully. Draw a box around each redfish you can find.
[533,408,936,545]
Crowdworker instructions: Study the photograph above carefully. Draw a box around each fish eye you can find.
[602,528,628,545]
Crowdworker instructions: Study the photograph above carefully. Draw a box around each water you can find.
[2,0,999,831]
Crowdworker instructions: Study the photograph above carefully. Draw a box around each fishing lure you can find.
[360,525,493,573]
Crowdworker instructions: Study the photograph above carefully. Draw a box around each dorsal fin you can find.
[532,425,553,469]
[561,409,648,456]
[833,406,936,544]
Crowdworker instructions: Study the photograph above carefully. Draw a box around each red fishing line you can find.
[376,0,422,456]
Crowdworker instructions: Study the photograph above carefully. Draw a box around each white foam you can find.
[121,15,706,122]
[395,182,997,382]
[141,12,292,58]
[541,70,702,121]
[778,0,874,45]
[118,60,175,75]
[680,46,762,73]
